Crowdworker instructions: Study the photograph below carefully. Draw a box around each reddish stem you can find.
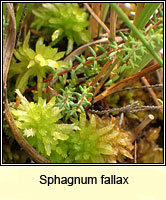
[24,49,120,95]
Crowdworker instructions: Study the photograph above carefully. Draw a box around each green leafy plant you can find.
[96,115,134,163]
[110,3,163,67]
[107,24,163,82]
[55,85,93,120]
[10,88,134,163]
[31,3,90,55]
[104,5,163,86]
[10,89,79,158]
[9,31,66,98]
[10,89,135,163]
[5,3,163,164]
[9,90,102,163]
[49,113,103,163]
[49,113,135,163]
[67,5,163,87]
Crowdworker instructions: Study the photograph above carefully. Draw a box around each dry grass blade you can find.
[84,3,110,34]
[110,4,119,40]
[3,3,50,163]
[3,3,16,86]
[89,3,102,39]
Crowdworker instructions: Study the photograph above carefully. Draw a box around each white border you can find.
[1,1,165,166]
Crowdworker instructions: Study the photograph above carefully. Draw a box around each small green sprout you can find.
[9,31,66,98]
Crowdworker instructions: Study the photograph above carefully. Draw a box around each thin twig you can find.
[127,106,163,112]
[110,84,163,94]
[88,102,163,114]
[64,35,123,62]
[145,6,163,28]
[3,3,16,86]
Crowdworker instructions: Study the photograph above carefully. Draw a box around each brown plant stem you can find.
[3,3,50,163]
[84,3,110,34]
[89,3,101,39]
[110,3,119,40]
[3,3,16,87]
[94,63,161,103]
[90,59,112,88]
[133,114,154,137]
[93,59,120,96]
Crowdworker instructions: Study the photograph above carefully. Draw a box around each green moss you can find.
[31,3,90,54]
[10,90,79,158]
